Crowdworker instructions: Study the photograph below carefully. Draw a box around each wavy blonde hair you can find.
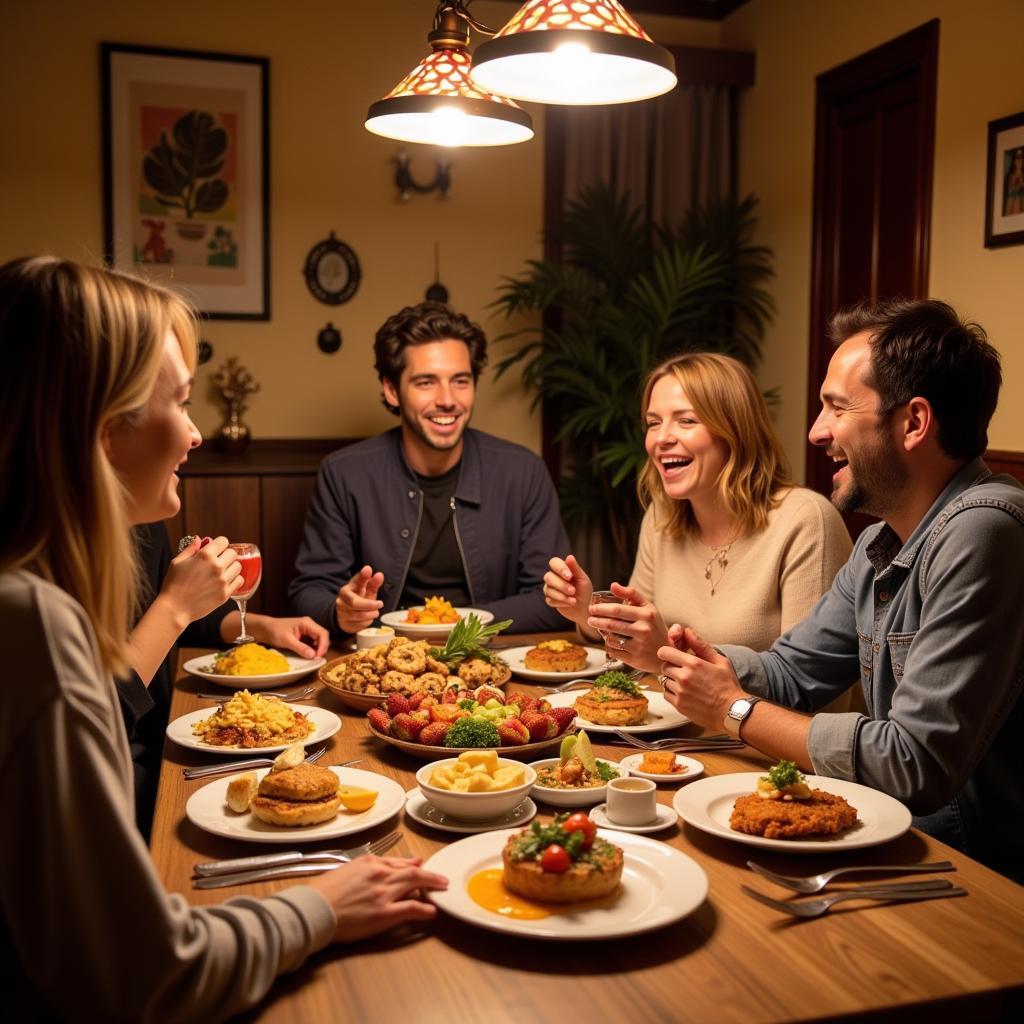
[0,257,197,675]
[637,352,792,539]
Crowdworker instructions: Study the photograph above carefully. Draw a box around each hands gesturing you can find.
[657,625,744,728]
[543,554,594,629]
[585,582,669,673]
[335,565,385,634]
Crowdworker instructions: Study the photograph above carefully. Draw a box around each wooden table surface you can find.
[151,637,1024,1023]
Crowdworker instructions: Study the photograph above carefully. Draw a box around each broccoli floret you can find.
[594,670,642,697]
[443,716,501,748]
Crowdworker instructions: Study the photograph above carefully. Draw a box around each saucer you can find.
[619,752,705,783]
[589,802,678,833]
[404,788,538,834]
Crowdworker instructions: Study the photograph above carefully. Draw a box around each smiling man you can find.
[657,299,1024,881]
[289,301,568,637]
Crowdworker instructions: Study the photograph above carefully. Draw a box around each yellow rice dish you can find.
[212,643,290,676]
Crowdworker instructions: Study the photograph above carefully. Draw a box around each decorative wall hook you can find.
[395,150,450,201]
[317,322,342,354]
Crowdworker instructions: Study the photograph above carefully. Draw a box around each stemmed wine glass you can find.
[228,542,262,644]
[589,589,627,655]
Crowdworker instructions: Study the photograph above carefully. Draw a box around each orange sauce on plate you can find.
[467,869,620,919]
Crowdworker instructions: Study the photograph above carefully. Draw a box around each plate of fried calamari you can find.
[673,769,911,852]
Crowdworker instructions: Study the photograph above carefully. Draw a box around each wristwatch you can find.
[723,695,761,738]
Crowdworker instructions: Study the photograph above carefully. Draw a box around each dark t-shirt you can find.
[399,462,470,608]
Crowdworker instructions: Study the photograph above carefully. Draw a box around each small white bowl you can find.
[356,626,395,650]
[415,758,536,822]
[528,757,621,807]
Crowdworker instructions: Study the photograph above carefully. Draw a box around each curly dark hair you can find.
[828,298,1002,462]
[373,301,488,415]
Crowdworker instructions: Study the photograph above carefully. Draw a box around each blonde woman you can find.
[545,352,853,681]
[0,257,445,1021]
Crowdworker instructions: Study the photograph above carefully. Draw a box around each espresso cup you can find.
[606,776,658,826]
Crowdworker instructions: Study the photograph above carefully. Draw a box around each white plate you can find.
[423,828,707,940]
[589,803,678,833]
[499,645,624,682]
[185,766,404,843]
[380,607,494,639]
[528,757,621,807]
[544,690,689,734]
[167,704,341,755]
[404,788,537,834]
[620,752,705,783]
[673,772,912,853]
[182,652,326,690]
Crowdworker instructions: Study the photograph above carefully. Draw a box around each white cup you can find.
[356,626,395,650]
[605,776,658,826]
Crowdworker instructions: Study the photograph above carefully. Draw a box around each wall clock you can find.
[303,231,361,305]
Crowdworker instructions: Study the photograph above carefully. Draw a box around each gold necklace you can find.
[702,540,735,596]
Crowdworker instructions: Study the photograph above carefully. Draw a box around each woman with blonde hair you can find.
[0,257,445,1021]
[545,352,852,677]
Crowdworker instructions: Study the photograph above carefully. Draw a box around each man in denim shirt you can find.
[654,299,1024,880]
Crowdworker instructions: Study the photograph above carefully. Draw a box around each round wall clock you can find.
[303,231,361,305]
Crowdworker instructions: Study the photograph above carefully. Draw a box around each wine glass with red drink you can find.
[228,542,262,643]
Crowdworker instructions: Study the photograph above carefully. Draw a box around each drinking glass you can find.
[228,542,262,644]
[589,589,627,653]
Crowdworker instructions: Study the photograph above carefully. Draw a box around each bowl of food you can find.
[381,597,494,640]
[416,751,537,821]
[529,731,620,807]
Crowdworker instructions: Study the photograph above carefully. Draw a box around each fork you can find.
[182,745,329,781]
[194,831,403,877]
[193,833,403,888]
[195,685,316,702]
[747,859,956,894]
[613,730,744,751]
[741,880,966,918]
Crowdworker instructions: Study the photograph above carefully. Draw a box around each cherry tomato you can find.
[540,843,571,873]
[562,813,597,850]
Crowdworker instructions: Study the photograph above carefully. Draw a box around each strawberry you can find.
[411,709,430,723]
[442,684,460,705]
[473,685,505,705]
[548,707,577,734]
[406,690,427,711]
[367,707,391,734]
[521,710,558,741]
[535,698,552,714]
[515,695,538,715]
[386,693,411,717]
[391,712,427,741]
[419,721,451,746]
[497,718,530,746]
[429,704,467,724]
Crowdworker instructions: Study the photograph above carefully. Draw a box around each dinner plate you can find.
[589,803,678,833]
[185,766,404,843]
[404,788,538,834]
[380,607,494,639]
[498,645,624,682]
[528,757,621,807]
[166,704,341,755]
[543,690,689,734]
[423,828,708,940]
[367,722,574,761]
[673,772,913,852]
[182,652,326,690]
[619,752,705,783]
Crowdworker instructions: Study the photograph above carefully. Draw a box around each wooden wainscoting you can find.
[987,449,1024,485]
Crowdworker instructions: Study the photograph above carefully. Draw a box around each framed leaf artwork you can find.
[102,43,270,319]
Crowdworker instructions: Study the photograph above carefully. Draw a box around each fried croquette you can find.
[730,789,858,839]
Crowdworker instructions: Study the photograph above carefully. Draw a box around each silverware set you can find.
[195,684,317,702]
[742,859,963,917]
[192,831,403,888]
[612,729,745,753]
[182,746,340,781]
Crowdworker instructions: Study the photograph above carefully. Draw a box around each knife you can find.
[193,862,343,889]
[194,850,345,877]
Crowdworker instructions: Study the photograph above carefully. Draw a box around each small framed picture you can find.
[984,111,1024,249]
[102,43,270,319]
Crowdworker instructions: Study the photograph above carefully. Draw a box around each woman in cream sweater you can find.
[545,352,853,685]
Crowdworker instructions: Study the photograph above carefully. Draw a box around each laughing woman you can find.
[545,353,854,697]
[0,258,445,1022]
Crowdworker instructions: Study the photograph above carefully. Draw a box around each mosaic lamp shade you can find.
[470,0,677,105]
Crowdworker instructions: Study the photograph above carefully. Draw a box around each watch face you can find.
[730,698,753,719]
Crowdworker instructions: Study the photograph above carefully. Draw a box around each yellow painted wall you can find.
[721,0,1024,476]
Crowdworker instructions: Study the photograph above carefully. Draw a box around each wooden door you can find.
[806,21,939,535]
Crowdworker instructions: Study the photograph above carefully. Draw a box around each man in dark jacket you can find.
[289,302,569,639]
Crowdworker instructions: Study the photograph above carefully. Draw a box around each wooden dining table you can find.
[151,635,1024,1023]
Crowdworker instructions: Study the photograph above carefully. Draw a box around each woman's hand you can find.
[160,535,242,626]
[586,582,668,673]
[228,614,329,659]
[310,855,448,944]
[657,625,745,728]
[543,554,595,633]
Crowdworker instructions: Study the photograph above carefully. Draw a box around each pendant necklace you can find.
[702,540,735,596]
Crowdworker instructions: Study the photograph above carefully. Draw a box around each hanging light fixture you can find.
[365,4,534,147]
[469,0,677,106]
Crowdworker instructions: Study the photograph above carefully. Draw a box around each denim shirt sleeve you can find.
[848,505,1024,812]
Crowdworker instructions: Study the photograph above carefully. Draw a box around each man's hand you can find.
[160,535,242,627]
[335,565,385,633]
[543,554,595,630]
[585,582,667,673]
[657,626,746,730]
[228,614,329,659]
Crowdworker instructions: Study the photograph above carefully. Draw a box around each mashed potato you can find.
[213,643,290,676]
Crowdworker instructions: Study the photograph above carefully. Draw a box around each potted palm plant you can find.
[493,183,774,580]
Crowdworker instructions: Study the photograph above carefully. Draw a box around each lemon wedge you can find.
[338,786,378,812]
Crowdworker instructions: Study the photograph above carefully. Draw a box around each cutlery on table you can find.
[193,833,403,888]
[196,684,316,702]
[194,831,403,877]
[740,880,966,918]
[182,746,340,781]
[612,730,744,751]
[747,859,955,894]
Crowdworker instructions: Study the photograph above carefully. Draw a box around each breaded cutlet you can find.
[730,790,858,839]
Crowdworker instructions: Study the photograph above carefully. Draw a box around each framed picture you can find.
[102,43,270,319]
[984,111,1024,249]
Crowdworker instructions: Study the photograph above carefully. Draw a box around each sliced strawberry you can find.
[497,718,530,746]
